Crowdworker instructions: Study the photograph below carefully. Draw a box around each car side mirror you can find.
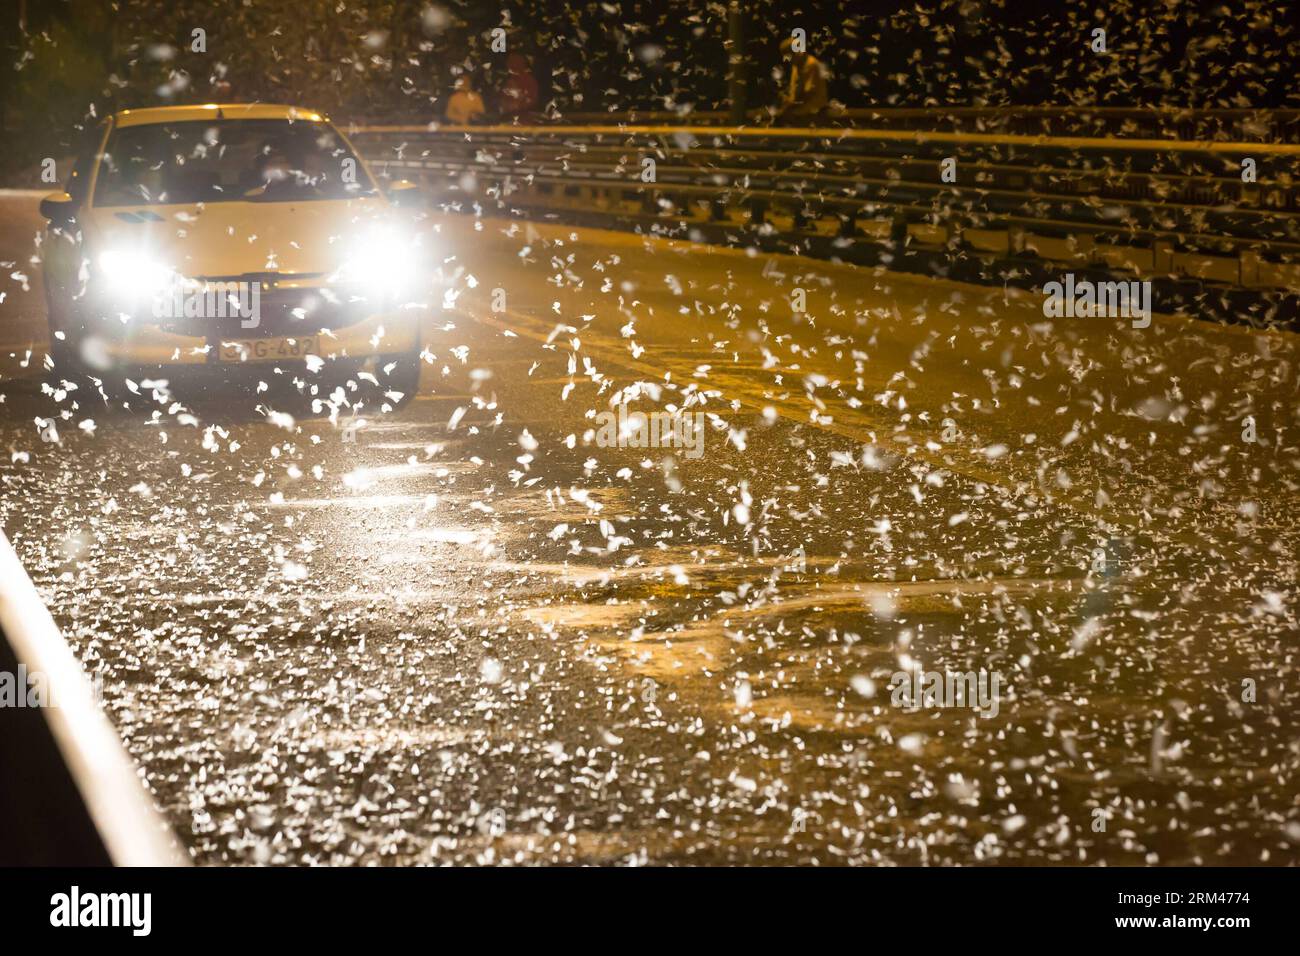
[39,191,78,223]
[386,180,424,208]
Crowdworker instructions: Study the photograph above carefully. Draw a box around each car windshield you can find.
[93,118,375,206]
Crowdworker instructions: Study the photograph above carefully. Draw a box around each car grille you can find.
[154,278,373,337]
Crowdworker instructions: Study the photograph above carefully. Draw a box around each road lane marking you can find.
[456,297,1125,530]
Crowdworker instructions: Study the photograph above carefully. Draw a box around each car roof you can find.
[113,104,328,128]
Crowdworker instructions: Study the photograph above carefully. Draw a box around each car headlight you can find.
[330,228,423,303]
[97,249,179,307]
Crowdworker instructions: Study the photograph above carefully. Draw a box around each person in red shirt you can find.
[498,53,539,123]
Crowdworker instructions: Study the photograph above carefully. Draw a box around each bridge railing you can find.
[357,106,1300,142]
[346,119,1300,321]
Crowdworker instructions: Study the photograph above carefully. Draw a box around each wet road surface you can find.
[2,193,1299,864]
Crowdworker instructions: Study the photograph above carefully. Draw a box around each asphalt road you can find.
[2,191,1298,864]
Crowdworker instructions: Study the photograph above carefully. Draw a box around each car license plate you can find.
[216,335,319,362]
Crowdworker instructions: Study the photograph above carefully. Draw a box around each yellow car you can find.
[39,103,427,401]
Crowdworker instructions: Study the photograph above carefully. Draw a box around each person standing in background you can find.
[498,53,539,123]
[775,37,828,124]
[446,74,486,125]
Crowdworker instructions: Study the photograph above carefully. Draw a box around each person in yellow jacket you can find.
[776,37,828,124]
[446,75,486,125]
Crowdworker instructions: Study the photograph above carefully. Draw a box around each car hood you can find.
[83,197,390,279]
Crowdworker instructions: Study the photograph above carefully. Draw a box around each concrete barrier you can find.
[0,530,187,866]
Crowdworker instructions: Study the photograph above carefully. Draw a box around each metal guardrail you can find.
[348,121,1300,321]
[572,108,1300,144]
[356,107,1300,143]
[0,531,187,866]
